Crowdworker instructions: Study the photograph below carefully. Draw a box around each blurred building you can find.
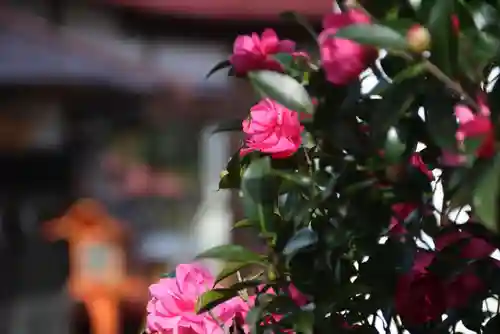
[0,1,325,333]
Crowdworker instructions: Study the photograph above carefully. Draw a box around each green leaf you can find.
[367,62,425,97]
[473,153,500,233]
[272,170,312,188]
[196,244,264,263]
[462,1,499,31]
[427,0,455,75]
[283,227,318,257]
[196,288,239,314]
[384,127,406,164]
[241,157,278,240]
[214,262,253,285]
[229,280,263,291]
[462,135,487,165]
[219,152,241,190]
[206,59,231,79]
[459,30,500,82]
[241,157,272,200]
[279,11,318,39]
[380,18,416,33]
[290,311,314,334]
[279,189,308,224]
[425,98,459,151]
[334,23,408,50]
[370,79,417,141]
[248,71,314,114]
[273,53,294,69]
[448,161,492,209]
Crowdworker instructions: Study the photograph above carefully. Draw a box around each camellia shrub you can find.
[145,0,500,333]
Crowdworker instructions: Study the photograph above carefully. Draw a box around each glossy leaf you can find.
[334,24,408,50]
[196,244,264,263]
[370,79,417,141]
[241,157,275,203]
[248,71,314,114]
[425,98,459,151]
[283,227,318,257]
[241,157,278,240]
[427,0,455,75]
[219,153,242,190]
[273,53,294,70]
[473,153,500,233]
[214,262,253,285]
[384,127,406,164]
[291,311,314,334]
[195,288,239,314]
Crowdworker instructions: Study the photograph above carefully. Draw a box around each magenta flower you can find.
[318,9,378,85]
[241,98,304,159]
[146,263,249,334]
[442,96,494,166]
[230,29,297,75]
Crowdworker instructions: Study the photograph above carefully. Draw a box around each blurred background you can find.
[0,1,328,333]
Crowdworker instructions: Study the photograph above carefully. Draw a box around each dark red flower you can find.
[435,229,496,260]
[395,252,447,325]
[446,269,484,309]
[434,229,495,309]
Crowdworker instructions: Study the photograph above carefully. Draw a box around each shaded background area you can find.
[0,1,324,333]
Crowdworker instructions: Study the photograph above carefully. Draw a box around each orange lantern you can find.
[44,199,146,334]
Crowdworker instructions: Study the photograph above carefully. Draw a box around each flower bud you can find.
[406,25,431,53]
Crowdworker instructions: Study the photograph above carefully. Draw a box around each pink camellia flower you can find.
[230,29,298,75]
[442,96,494,165]
[241,98,304,158]
[146,263,249,334]
[318,9,378,85]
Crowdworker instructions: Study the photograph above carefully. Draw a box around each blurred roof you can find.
[0,7,170,92]
[104,0,330,21]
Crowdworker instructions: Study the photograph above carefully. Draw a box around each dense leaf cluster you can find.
[195,1,500,333]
